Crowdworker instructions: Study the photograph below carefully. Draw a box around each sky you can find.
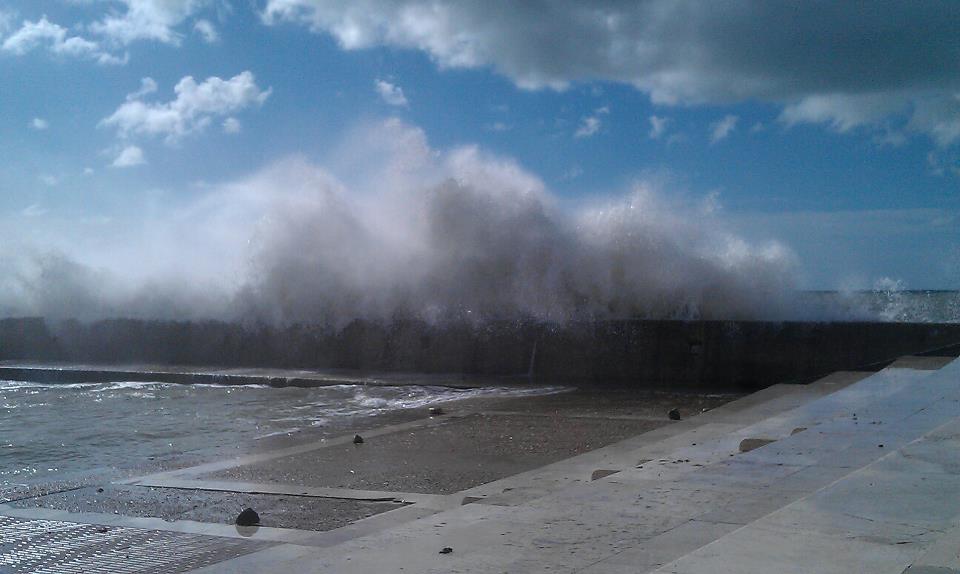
[1,0,959,296]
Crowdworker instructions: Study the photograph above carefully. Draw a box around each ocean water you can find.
[0,380,563,492]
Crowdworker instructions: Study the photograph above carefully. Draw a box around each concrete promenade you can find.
[2,355,959,572]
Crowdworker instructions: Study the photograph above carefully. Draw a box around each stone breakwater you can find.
[2,317,960,390]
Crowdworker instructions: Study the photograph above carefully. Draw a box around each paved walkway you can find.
[190,356,960,573]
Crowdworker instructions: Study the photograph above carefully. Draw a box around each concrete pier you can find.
[2,353,959,572]
[3,316,960,388]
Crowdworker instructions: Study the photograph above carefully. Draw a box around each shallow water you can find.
[0,380,563,490]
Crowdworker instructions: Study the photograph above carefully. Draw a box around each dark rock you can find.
[668,409,681,421]
[236,508,260,526]
[439,547,453,554]
[791,427,807,435]
[96,487,104,493]
[428,407,444,416]
[95,527,109,533]
[353,434,364,444]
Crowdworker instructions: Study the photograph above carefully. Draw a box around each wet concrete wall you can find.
[1,317,959,390]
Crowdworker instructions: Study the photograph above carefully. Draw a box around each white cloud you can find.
[559,165,583,181]
[648,115,670,139]
[374,79,408,107]
[90,0,213,46]
[575,116,600,138]
[38,174,59,186]
[709,114,738,144]
[111,145,146,167]
[31,118,49,130]
[1,16,125,64]
[193,19,218,43]
[83,167,95,176]
[127,77,158,101]
[0,10,13,35]
[222,117,241,134]
[574,107,609,139]
[485,121,511,132]
[21,204,47,217]
[101,71,271,142]
[261,1,960,147]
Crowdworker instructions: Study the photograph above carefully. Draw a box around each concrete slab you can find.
[576,520,746,573]
[201,413,667,494]
[188,360,959,573]
[889,356,957,370]
[5,484,405,531]
[653,521,918,574]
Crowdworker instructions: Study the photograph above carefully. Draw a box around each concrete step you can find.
[184,362,960,573]
[455,370,874,506]
[589,358,960,573]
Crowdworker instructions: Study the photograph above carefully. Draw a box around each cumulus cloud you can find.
[374,79,408,106]
[710,114,738,144]
[31,118,49,130]
[90,0,213,46]
[222,117,241,134]
[101,71,271,143]
[38,174,59,187]
[127,77,158,101]
[648,115,670,140]
[575,116,600,138]
[1,16,125,64]
[193,19,219,43]
[575,106,608,138]
[262,1,960,146]
[111,145,146,167]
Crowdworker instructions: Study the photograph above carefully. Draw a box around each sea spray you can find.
[0,118,805,325]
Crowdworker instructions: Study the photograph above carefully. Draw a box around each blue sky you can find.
[1,1,959,294]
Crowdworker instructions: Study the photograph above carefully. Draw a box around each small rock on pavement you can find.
[353,434,364,444]
[439,547,453,554]
[236,508,260,526]
[668,409,681,421]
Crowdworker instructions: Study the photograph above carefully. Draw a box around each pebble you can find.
[236,508,260,526]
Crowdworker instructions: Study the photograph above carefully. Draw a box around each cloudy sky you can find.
[2,0,959,290]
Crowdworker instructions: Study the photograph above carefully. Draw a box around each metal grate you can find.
[0,516,272,573]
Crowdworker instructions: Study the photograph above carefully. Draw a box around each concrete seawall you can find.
[2,317,959,389]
